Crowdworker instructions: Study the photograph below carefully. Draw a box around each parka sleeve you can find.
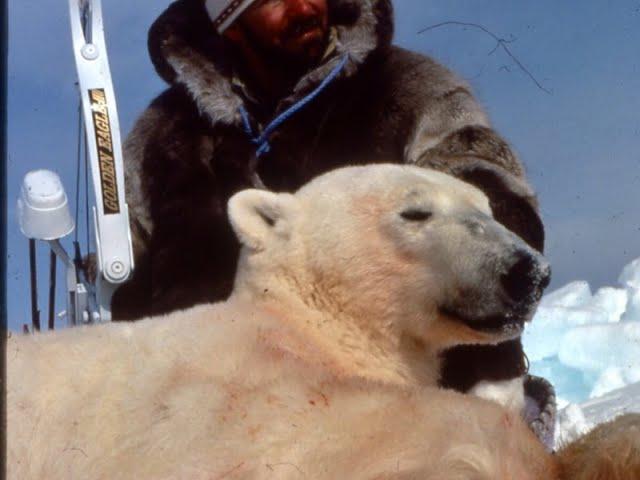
[112,92,237,319]
[108,105,164,320]
[399,57,544,252]
[122,106,161,262]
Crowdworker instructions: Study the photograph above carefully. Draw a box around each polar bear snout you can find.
[475,217,551,314]
[501,250,551,305]
[496,248,551,329]
[438,214,551,340]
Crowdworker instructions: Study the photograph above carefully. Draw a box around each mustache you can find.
[284,16,323,39]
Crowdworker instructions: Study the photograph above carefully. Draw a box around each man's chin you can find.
[283,30,328,63]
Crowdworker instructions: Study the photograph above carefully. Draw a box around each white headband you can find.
[205,0,259,33]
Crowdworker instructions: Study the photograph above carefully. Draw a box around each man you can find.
[114,0,553,442]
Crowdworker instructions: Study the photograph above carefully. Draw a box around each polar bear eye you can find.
[400,209,433,222]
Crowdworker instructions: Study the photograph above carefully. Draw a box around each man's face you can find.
[236,0,329,64]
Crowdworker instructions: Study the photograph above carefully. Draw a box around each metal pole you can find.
[48,249,57,330]
[0,0,6,332]
[29,239,41,331]
[49,239,83,326]
[1,0,7,464]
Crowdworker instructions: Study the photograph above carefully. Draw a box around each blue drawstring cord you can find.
[239,54,349,159]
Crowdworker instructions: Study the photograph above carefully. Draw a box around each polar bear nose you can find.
[501,251,551,303]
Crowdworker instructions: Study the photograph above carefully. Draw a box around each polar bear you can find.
[8,165,636,479]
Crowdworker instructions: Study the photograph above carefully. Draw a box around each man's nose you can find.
[287,0,314,17]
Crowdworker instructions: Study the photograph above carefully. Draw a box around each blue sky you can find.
[7,1,640,331]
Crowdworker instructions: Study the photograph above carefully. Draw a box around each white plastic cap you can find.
[17,170,75,240]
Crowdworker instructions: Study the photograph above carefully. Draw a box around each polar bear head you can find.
[228,165,550,358]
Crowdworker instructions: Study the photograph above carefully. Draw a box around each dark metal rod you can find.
[75,102,82,243]
[48,249,57,330]
[73,241,83,283]
[29,239,40,331]
[84,132,90,255]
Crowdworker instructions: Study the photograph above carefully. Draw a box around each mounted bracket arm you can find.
[68,0,134,321]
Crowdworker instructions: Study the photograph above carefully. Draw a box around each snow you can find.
[555,382,640,447]
[540,280,592,309]
[522,256,640,446]
[618,258,640,322]
[558,323,640,376]
[619,258,640,289]
[524,256,640,400]
[589,367,628,399]
[556,403,591,447]
[590,287,628,323]
[621,287,640,322]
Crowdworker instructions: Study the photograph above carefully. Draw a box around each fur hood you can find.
[148,0,394,125]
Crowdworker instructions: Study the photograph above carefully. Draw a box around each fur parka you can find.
[114,0,549,417]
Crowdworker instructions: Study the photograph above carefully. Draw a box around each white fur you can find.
[470,377,527,413]
[7,165,550,479]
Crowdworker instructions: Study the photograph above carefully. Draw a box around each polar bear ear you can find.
[227,189,298,251]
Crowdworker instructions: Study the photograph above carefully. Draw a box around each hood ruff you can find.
[148,0,394,127]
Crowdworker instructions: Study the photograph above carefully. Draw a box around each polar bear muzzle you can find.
[438,212,551,339]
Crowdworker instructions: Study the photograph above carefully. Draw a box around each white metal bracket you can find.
[69,0,134,321]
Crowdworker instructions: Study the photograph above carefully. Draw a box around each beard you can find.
[239,17,329,73]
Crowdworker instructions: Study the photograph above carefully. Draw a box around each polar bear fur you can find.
[557,414,640,480]
[8,165,635,479]
[9,302,558,479]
